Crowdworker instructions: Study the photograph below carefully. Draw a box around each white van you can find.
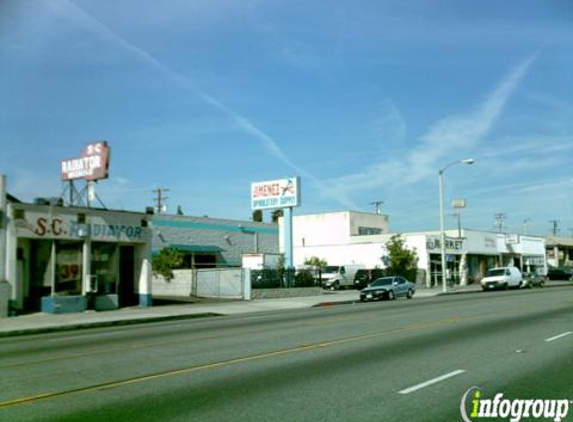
[320,265,365,290]
[481,267,523,291]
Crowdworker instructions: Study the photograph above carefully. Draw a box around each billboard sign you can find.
[251,177,301,210]
[61,141,110,181]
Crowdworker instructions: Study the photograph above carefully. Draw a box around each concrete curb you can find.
[435,280,572,296]
[2,282,569,338]
[313,300,357,307]
[0,312,222,338]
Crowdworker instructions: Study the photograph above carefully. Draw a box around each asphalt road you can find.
[1,286,572,422]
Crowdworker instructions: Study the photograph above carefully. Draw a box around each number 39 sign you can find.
[56,249,82,284]
[59,264,81,282]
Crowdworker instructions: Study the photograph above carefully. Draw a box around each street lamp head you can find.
[461,158,475,165]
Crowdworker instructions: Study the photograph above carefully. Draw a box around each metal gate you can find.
[195,268,244,299]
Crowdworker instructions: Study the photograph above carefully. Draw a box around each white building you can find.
[279,211,390,268]
[280,211,547,287]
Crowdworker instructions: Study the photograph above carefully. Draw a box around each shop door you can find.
[119,246,137,307]
[27,240,53,312]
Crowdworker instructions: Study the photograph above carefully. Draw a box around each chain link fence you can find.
[250,268,322,289]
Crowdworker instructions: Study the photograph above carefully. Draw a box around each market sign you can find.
[251,177,301,210]
[61,141,110,181]
[426,236,464,253]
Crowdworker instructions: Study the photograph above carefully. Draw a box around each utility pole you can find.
[494,213,506,233]
[549,220,560,236]
[153,188,170,214]
[370,201,384,215]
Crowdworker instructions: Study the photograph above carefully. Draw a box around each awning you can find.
[169,244,223,253]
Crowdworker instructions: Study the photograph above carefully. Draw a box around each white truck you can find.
[480,267,523,291]
[320,264,365,290]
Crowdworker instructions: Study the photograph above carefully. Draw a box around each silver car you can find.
[359,276,416,301]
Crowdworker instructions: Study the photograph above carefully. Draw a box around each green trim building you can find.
[153,215,279,268]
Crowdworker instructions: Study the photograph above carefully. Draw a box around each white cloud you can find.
[478,135,573,160]
[328,55,537,197]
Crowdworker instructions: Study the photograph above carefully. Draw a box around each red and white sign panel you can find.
[61,141,111,181]
[251,177,301,210]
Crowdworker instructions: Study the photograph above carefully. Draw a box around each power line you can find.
[549,219,560,236]
[494,213,506,233]
[370,201,384,215]
[153,188,170,214]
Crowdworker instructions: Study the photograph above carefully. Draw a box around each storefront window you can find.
[55,241,83,295]
[92,243,118,294]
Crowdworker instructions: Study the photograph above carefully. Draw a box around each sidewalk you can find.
[0,281,557,338]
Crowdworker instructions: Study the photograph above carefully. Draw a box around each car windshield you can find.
[486,269,506,277]
[322,266,339,273]
[371,278,393,287]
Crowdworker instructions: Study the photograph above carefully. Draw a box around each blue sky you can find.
[1,0,572,235]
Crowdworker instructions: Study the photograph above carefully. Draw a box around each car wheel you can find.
[332,281,339,291]
[406,289,413,299]
[387,290,395,300]
[503,283,509,291]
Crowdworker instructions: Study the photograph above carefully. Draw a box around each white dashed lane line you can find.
[398,369,466,395]
[545,332,572,343]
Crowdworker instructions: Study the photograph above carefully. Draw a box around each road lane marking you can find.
[3,297,572,408]
[398,369,466,395]
[545,331,572,342]
[0,317,461,409]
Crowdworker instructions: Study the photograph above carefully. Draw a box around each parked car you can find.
[480,267,522,291]
[359,276,415,301]
[520,272,546,288]
[320,264,365,290]
[547,267,573,281]
[353,268,386,289]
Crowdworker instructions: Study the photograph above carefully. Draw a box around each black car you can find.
[547,267,573,281]
[353,268,385,289]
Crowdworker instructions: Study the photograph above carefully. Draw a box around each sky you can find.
[1,0,572,236]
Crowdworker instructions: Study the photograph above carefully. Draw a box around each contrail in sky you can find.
[329,54,537,196]
[43,0,358,210]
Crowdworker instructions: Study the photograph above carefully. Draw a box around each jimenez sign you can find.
[61,141,111,181]
[251,177,301,210]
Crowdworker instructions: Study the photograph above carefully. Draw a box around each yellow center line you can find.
[0,317,460,409]
[3,294,569,369]
[2,297,571,409]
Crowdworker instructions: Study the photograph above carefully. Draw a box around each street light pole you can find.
[439,158,474,293]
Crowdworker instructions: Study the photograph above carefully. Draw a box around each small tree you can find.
[152,247,184,280]
[252,210,263,222]
[304,256,328,268]
[384,234,418,282]
[272,209,284,223]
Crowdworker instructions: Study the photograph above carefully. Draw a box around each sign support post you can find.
[283,207,294,286]
[251,177,301,288]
